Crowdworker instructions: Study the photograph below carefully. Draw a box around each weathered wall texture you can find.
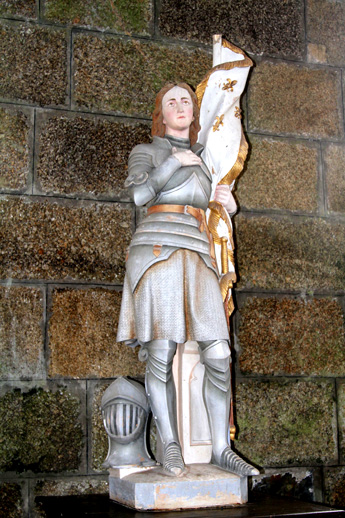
[0,0,344,515]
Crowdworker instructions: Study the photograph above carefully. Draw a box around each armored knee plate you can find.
[199,340,231,392]
[101,377,155,468]
[144,340,176,383]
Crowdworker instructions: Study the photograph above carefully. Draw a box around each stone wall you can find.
[0,0,344,515]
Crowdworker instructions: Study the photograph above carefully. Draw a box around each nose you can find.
[176,102,184,112]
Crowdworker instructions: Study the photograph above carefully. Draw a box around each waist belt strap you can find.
[147,204,204,228]
[147,204,218,271]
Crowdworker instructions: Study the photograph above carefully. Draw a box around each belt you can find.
[147,204,205,230]
[147,204,217,269]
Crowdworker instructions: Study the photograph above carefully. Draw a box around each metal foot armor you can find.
[211,447,259,477]
[163,442,185,476]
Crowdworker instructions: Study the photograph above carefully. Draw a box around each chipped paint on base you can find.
[109,464,248,510]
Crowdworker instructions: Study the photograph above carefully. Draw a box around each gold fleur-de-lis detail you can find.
[222,79,237,92]
[213,114,224,132]
[235,106,242,119]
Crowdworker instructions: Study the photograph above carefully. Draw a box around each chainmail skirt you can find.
[116,249,229,344]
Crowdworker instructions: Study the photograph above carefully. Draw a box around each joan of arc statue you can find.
[117,39,258,478]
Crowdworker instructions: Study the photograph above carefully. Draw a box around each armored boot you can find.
[199,340,259,477]
[144,339,185,476]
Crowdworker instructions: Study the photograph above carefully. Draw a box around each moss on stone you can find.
[36,115,151,198]
[235,380,337,467]
[0,0,36,18]
[0,198,132,282]
[48,288,145,378]
[73,36,211,116]
[43,0,151,34]
[235,214,345,291]
[323,143,345,214]
[0,286,44,380]
[238,297,345,376]
[0,387,83,473]
[91,383,109,472]
[0,22,67,106]
[238,136,318,213]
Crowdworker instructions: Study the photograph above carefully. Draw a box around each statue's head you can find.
[151,82,200,146]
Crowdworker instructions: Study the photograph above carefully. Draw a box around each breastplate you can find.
[149,164,212,211]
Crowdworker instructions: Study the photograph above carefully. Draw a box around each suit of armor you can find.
[117,134,256,477]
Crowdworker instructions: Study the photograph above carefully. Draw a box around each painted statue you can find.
[116,38,258,478]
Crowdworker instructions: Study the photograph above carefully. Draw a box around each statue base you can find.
[109,463,248,511]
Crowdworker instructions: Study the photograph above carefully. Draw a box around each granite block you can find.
[323,143,345,213]
[0,482,24,518]
[307,0,345,67]
[0,0,36,19]
[0,385,84,473]
[42,0,152,35]
[0,197,132,282]
[0,105,32,192]
[0,286,45,380]
[91,382,114,472]
[48,287,145,378]
[159,0,304,60]
[338,381,345,463]
[235,214,345,291]
[235,379,337,467]
[248,61,343,139]
[238,136,318,212]
[307,43,327,65]
[73,35,211,116]
[238,297,345,376]
[0,22,67,106]
[324,467,345,507]
[36,113,151,199]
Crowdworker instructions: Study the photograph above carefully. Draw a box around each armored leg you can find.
[198,340,259,477]
[143,339,185,476]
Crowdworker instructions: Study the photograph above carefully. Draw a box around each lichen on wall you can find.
[0,387,84,473]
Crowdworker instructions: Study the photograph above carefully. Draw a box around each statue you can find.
[112,37,258,489]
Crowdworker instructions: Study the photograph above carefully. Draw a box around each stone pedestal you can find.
[109,463,247,511]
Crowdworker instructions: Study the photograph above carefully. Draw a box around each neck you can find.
[164,134,190,150]
[165,128,190,139]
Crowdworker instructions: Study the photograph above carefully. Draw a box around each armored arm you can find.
[125,147,181,206]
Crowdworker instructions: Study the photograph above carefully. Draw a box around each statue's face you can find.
[162,86,194,137]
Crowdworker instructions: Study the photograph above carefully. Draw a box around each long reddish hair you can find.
[151,82,201,146]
